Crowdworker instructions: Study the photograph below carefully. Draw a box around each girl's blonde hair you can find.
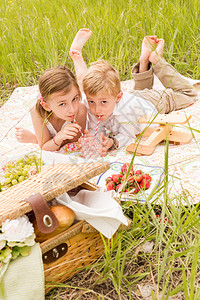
[36,66,80,119]
[82,60,121,97]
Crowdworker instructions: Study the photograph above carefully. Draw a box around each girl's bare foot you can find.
[70,28,92,52]
[149,39,165,64]
[15,127,38,144]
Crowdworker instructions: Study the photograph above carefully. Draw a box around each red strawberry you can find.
[115,183,122,192]
[105,176,113,184]
[106,181,115,191]
[140,178,150,190]
[121,163,129,174]
[134,174,143,183]
[121,175,126,181]
[142,174,152,182]
[112,174,122,184]
[135,170,142,175]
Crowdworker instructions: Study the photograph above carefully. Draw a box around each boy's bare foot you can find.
[15,127,38,144]
[149,39,165,64]
[139,36,158,72]
[70,28,92,52]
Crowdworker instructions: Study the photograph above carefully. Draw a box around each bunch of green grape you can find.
[1,154,44,190]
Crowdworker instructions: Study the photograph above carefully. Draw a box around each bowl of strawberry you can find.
[105,163,152,195]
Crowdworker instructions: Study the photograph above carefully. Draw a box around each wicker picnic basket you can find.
[0,161,114,293]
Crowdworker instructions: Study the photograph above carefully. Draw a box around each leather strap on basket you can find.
[24,193,59,234]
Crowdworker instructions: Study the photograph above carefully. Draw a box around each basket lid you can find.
[0,161,110,225]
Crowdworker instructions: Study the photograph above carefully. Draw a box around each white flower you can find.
[1,215,34,243]
[7,233,35,247]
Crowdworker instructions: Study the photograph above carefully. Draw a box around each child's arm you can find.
[31,107,55,150]
[30,107,82,151]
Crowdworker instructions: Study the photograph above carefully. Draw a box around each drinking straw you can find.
[73,118,84,137]
[94,116,101,137]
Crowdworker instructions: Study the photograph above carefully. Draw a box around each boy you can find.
[69,30,197,155]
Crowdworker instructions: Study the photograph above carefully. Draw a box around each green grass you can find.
[0,0,200,103]
[0,0,200,299]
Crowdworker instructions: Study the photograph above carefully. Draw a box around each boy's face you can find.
[86,90,122,121]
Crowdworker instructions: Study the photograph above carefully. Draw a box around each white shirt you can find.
[84,91,158,148]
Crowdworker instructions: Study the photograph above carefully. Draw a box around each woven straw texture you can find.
[42,220,105,294]
[0,161,110,225]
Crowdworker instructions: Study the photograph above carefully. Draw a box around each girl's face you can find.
[44,86,80,121]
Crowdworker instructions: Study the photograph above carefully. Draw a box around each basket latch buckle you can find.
[23,193,59,234]
[43,243,68,263]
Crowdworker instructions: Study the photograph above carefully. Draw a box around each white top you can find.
[45,120,70,137]
[84,91,158,148]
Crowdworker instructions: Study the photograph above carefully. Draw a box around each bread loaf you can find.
[33,205,75,242]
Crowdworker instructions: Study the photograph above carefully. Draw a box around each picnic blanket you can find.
[0,76,200,204]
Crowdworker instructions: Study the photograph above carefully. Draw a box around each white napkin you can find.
[56,190,128,239]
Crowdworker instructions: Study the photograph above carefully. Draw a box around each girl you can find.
[15,66,87,151]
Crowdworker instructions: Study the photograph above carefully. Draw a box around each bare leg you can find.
[70,28,92,52]
[69,50,88,91]
[134,39,196,112]
[15,127,38,144]
[132,36,158,90]
[69,28,92,91]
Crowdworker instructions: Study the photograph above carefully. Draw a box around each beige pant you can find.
[131,58,197,113]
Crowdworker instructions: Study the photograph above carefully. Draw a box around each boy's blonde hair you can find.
[82,60,121,97]
[36,66,80,119]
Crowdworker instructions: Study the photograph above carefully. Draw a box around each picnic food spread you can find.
[0,157,128,295]
[105,163,152,194]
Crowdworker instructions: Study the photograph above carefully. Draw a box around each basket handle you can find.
[24,193,59,234]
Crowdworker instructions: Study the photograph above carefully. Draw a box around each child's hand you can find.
[83,129,92,137]
[100,134,114,156]
[15,126,38,144]
[56,123,81,144]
